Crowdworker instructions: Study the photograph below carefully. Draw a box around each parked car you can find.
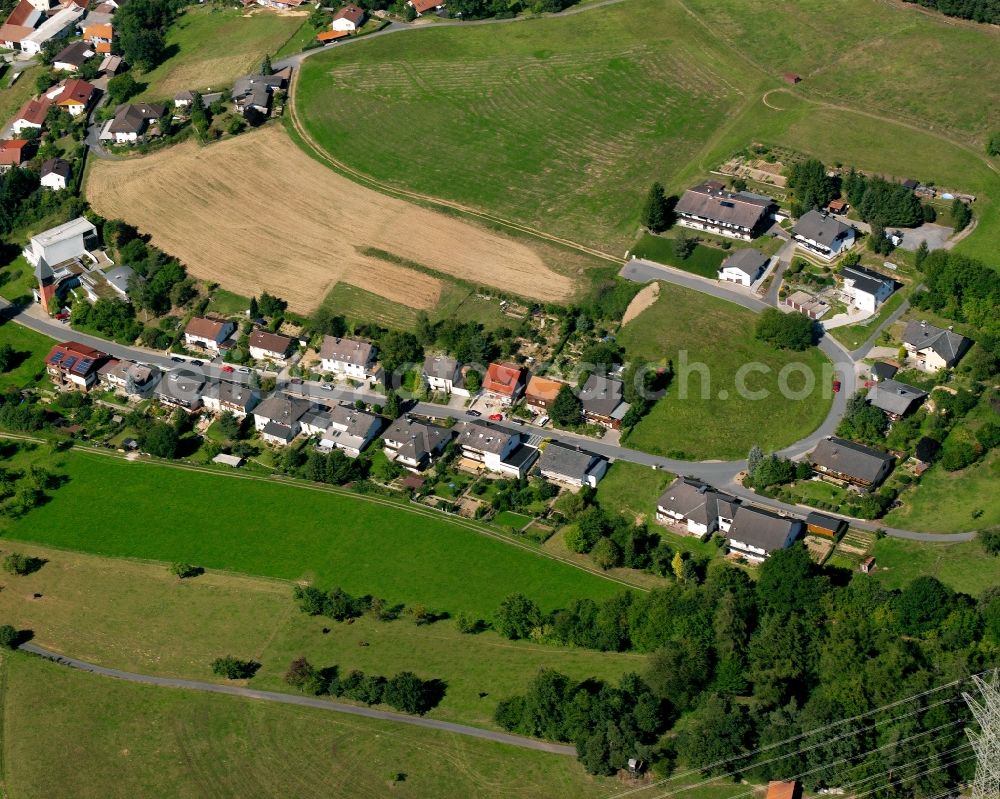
[236,367,251,374]
[535,415,549,427]
[170,357,184,363]
[467,410,481,418]
[832,379,841,393]
[290,377,303,385]
[190,360,203,367]
[321,384,333,391]
[221,365,234,373]
[488,413,503,422]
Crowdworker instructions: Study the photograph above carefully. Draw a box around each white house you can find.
[248,329,294,362]
[40,158,71,190]
[725,505,802,562]
[381,417,453,472]
[252,392,311,445]
[301,404,381,458]
[319,336,376,380]
[536,443,607,489]
[201,380,260,417]
[19,3,84,55]
[840,265,894,314]
[455,421,538,478]
[52,40,92,71]
[23,216,97,267]
[717,248,770,287]
[674,181,774,241]
[902,320,970,372]
[655,476,741,538]
[791,210,855,261]
[330,3,365,31]
[97,358,161,398]
[422,354,466,395]
[183,317,235,352]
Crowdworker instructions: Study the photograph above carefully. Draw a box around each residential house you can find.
[40,157,71,190]
[252,392,311,445]
[52,40,91,70]
[78,264,138,304]
[0,139,32,171]
[0,0,41,49]
[482,362,526,406]
[12,95,52,135]
[792,210,855,261]
[408,0,445,14]
[173,89,223,109]
[330,3,364,30]
[301,404,381,457]
[805,511,846,539]
[866,379,927,419]
[98,53,123,76]
[319,336,377,380]
[101,102,164,145]
[316,29,349,44]
[201,380,260,417]
[20,3,85,55]
[155,370,206,410]
[726,506,802,562]
[183,317,235,352]
[674,181,773,241]
[902,320,970,372]
[454,420,538,478]
[97,358,161,398]
[24,216,97,269]
[248,329,295,362]
[841,265,895,314]
[81,21,112,53]
[422,355,466,395]
[381,417,452,472]
[578,373,630,429]
[871,360,899,382]
[45,340,107,391]
[536,443,607,488]
[655,477,723,538]
[766,781,802,799]
[718,248,769,286]
[809,437,894,490]
[45,77,96,116]
[231,73,286,117]
[524,375,565,414]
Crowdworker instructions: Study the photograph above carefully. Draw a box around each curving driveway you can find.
[18,642,577,755]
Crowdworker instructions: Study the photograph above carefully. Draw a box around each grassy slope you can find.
[1,451,624,616]
[0,66,39,133]
[871,536,1000,597]
[618,285,833,460]
[0,543,642,728]
[294,0,1000,260]
[0,652,618,799]
[0,323,53,391]
[138,6,305,100]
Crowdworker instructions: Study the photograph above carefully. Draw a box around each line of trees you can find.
[903,0,1000,24]
[911,249,1000,337]
[843,169,924,227]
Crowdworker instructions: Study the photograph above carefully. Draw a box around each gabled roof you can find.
[871,361,898,381]
[0,139,30,166]
[332,3,364,23]
[455,420,516,455]
[902,320,969,365]
[810,437,893,484]
[54,77,95,106]
[720,247,769,277]
[6,0,40,27]
[248,329,294,355]
[41,157,71,179]
[537,442,604,480]
[261,420,295,442]
[382,417,452,464]
[766,781,801,799]
[45,340,107,376]
[184,316,232,341]
[203,380,258,410]
[410,0,442,13]
[483,362,525,396]
[254,392,310,425]
[805,511,845,534]
[319,335,375,367]
[866,379,927,416]
[841,265,894,297]
[792,209,852,244]
[675,182,773,229]
[657,477,717,526]
[317,29,349,42]
[83,21,112,38]
[53,40,92,67]
[108,102,163,134]
[728,506,801,552]
[15,95,51,126]
[0,22,34,42]
[423,354,458,380]
[525,375,564,403]
[579,373,627,418]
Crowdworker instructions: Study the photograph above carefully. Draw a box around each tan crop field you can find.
[86,127,575,312]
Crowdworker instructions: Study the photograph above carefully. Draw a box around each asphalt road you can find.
[19,642,577,755]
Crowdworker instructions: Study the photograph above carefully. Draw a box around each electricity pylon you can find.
[964,670,1000,799]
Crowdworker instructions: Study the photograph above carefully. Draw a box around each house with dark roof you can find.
[97,358,160,398]
[578,373,630,429]
[248,329,295,361]
[381,417,452,471]
[45,341,108,391]
[656,477,741,538]
[231,72,287,118]
[805,511,846,539]
[792,210,855,261]
[866,379,927,419]
[536,443,607,488]
[871,361,898,383]
[201,380,260,417]
[331,2,365,30]
[301,403,381,457]
[52,40,92,71]
[12,95,52,135]
[726,506,803,562]
[718,248,769,286]
[809,437,894,489]
[675,182,773,241]
[422,355,467,396]
[102,103,164,145]
[45,77,96,116]
[155,370,206,410]
[319,335,377,380]
[252,392,311,445]
[184,317,235,352]
[40,157,71,190]
[455,420,537,478]
[840,265,895,314]
[902,320,970,372]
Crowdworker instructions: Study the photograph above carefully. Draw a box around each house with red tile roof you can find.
[408,0,444,14]
[0,139,32,171]
[45,77,96,116]
[12,95,52,135]
[316,29,349,43]
[46,341,109,391]
[82,21,112,52]
[331,3,365,30]
[483,362,527,405]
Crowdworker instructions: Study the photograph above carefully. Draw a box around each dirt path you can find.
[621,281,659,324]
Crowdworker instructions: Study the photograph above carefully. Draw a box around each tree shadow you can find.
[419,678,448,714]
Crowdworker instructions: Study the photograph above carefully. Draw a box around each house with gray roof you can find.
[871,361,899,382]
[902,320,970,372]
[726,505,802,562]
[202,380,260,417]
[382,417,452,471]
[231,73,287,117]
[656,477,741,538]
[299,403,380,457]
[578,374,630,430]
[675,181,773,241]
[455,420,537,478]
[252,392,311,444]
[155,370,206,410]
[102,103,164,145]
[841,265,895,314]
[718,248,769,287]
[536,443,607,489]
[319,336,377,380]
[792,210,856,261]
[809,437,894,489]
[98,358,160,398]
[422,355,467,396]
[866,379,927,419]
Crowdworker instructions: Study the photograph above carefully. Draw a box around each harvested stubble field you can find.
[85,127,575,313]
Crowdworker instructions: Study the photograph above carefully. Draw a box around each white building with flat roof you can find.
[23,216,97,267]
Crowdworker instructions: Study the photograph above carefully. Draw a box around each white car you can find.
[535,415,549,427]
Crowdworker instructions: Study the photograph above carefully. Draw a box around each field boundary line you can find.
[0,655,9,799]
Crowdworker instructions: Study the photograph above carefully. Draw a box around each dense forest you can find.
[904,0,1000,24]
[492,546,998,792]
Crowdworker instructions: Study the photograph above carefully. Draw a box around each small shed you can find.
[827,198,849,214]
[782,72,802,85]
[871,361,899,382]
[860,556,876,574]
[400,475,426,491]
[212,453,244,468]
[805,511,846,539]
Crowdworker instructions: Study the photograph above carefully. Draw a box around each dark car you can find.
[190,360,204,367]
[170,357,184,363]
[467,410,482,418]
[832,379,841,393]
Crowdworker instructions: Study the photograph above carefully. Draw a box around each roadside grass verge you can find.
[630,234,727,279]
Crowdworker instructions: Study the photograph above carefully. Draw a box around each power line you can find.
[963,669,1000,799]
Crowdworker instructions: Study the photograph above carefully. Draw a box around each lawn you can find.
[137,6,307,100]
[594,461,673,522]
[0,323,54,391]
[618,285,833,460]
[294,0,1000,260]
[0,651,620,799]
[320,282,421,331]
[0,66,40,137]
[0,543,643,728]
[830,291,908,351]
[493,510,532,531]
[206,287,251,317]
[630,234,727,279]
[871,536,1000,597]
[1,450,627,616]
[0,255,41,306]
[884,448,1000,534]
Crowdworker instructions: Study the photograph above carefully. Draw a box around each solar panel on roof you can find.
[50,351,64,363]
[62,355,77,370]
[74,358,93,373]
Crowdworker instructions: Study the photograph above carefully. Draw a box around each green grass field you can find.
[594,461,673,522]
[830,291,908,351]
[138,6,306,100]
[1,451,626,616]
[294,0,1000,260]
[871,536,1000,597]
[630,234,727,279]
[0,323,53,391]
[0,543,643,728]
[0,651,619,799]
[618,284,833,460]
